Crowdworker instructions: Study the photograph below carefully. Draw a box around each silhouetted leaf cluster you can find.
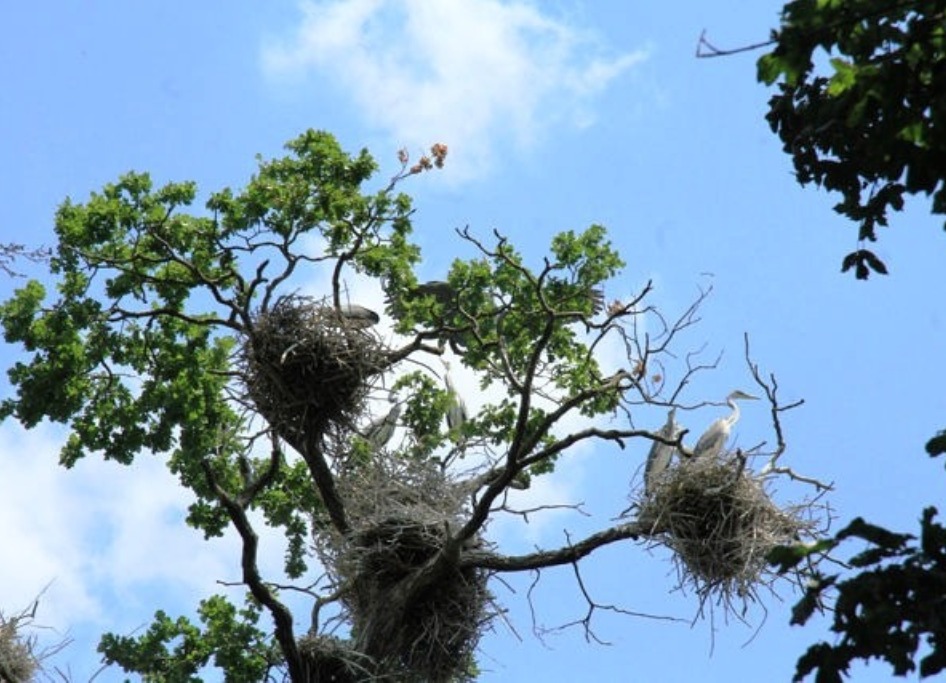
[760,0,946,279]
[776,509,946,681]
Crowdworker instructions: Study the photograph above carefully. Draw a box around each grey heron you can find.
[442,359,468,433]
[364,395,401,449]
[385,280,466,350]
[391,279,604,316]
[333,303,379,328]
[413,280,455,306]
[644,408,682,493]
[588,286,605,315]
[692,390,759,459]
[546,279,606,315]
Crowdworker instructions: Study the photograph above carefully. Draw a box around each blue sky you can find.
[1,2,943,681]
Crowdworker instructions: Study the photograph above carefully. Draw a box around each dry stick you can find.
[743,333,833,491]
[695,29,776,58]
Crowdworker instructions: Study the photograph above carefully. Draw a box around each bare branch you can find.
[695,28,776,58]
[460,522,647,572]
[760,464,834,490]
[0,243,51,277]
[546,559,685,644]
[743,333,831,490]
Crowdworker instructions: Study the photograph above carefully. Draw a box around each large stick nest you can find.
[241,295,388,440]
[318,457,489,682]
[297,634,373,683]
[0,615,36,683]
[637,453,818,610]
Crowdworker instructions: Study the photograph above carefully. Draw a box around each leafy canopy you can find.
[759,0,946,278]
[0,130,627,680]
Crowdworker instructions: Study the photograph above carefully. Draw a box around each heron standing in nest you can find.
[364,395,402,449]
[333,303,380,329]
[644,407,682,493]
[692,390,759,459]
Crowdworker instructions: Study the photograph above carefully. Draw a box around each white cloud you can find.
[0,423,285,636]
[0,424,103,627]
[263,0,647,180]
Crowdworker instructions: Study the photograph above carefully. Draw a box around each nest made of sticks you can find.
[0,615,37,683]
[241,295,388,440]
[318,457,489,682]
[297,634,373,683]
[637,452,816,609]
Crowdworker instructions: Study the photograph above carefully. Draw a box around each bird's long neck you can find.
[725,398,741,427]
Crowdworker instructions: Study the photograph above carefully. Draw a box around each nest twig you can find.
[317,456,490,682]
[241,295,388,442]
[637,452,820,615]
[0,614,36,683]
[297,634,373,683]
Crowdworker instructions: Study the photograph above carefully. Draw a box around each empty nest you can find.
[318,456,489,682]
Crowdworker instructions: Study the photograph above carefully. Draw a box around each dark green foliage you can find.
[775,509,946,680]
[759,0,946,278]
[926,429,946,457]
[759,5,946,677]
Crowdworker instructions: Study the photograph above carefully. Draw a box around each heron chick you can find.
[364,395,402,449]
[644,408,682,493]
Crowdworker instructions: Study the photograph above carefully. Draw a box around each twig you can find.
[695,29,776,58]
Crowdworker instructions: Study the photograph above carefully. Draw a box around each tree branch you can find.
[695,28,776,58]
[199,452,303,682]
[460,521,647,571]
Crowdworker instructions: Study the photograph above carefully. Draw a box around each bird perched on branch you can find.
[542,279,606,316]
[384,279,468,351]
[385,280,455,319]
[413,280,455,305]
[644,408,682,493]
[692,390,759,459]
[588,286,606,315]
[364,395,401,449]
[442,359,468,434]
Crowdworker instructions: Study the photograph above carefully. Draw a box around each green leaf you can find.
[836,517,912,551]
[757,53,786,85]
[840,252,857,273]
[790,575,833,626]
[793,643,846,683]
[826,58,857,96]
[768,538,837,573]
